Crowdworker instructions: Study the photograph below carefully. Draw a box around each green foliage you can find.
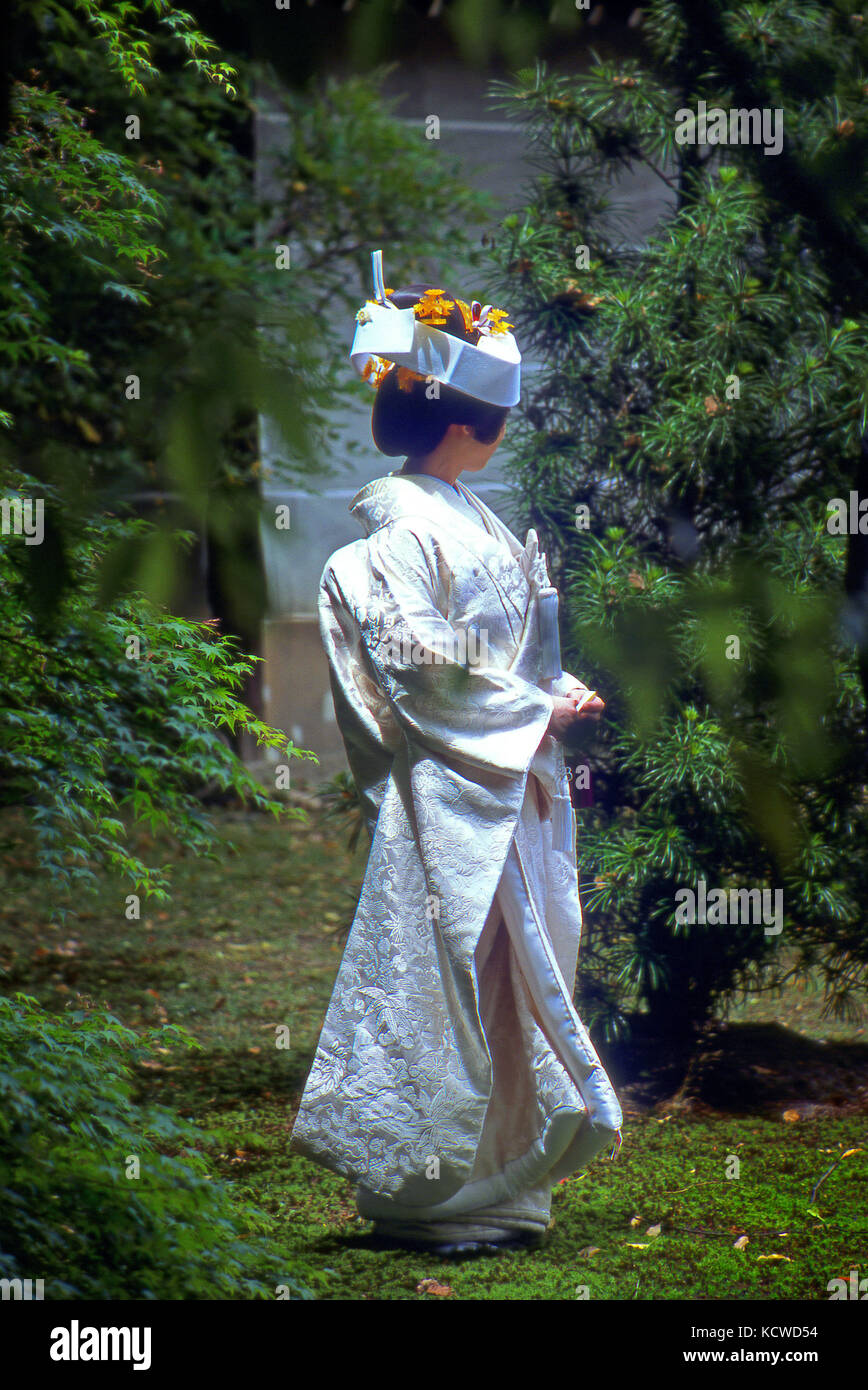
[1,4,488,903]
[0,992,310,1299]
[490,4,868,1039]
[1,0,237,428]
[319,769,366,854]
[0,3,315,901]
[34,0,238,97]
[1,12,493,534]
[0,80,162,411]
[0,501,313,909]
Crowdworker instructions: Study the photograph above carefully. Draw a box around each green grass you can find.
[218,1109,866,1300]
[1,804,865,1300]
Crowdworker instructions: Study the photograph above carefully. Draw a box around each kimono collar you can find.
[349,472,478,538]
[349,473,552,632]
[349,472,547,584]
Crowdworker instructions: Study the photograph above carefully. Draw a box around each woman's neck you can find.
[400,455,462,490]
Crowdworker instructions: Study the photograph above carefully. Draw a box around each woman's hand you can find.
[547,689,605,742]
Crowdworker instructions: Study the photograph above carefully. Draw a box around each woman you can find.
[290,252,622,1255]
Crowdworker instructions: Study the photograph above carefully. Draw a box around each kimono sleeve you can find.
[351,522,553,779]
[553,672,591,697]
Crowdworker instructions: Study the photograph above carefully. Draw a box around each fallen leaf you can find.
[629,1215,642,1228]
[75,415,102,444]
[577,1246,600,1258]
[645,1224,661,1238]
[782,1109,800,1122]
[416,1279,453,1297]
[625,1243,649,1249]
[757,1254,793,1262]
[734,1235,749,1250]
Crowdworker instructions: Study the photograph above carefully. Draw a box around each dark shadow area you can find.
[605,1018,868,1116]
[132,1047,312,1112]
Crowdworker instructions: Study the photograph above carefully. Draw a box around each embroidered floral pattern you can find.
[290,475,622,1207]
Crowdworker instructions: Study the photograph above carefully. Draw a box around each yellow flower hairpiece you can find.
[359,287,513,337]
[412,288,455,326]
[395,366,427,392]
[360,360,427,393]
[412,289,514,336]
[361,355,392,387]
[483,307,514,335]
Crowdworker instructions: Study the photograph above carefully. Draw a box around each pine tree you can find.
[490,0,868,1043]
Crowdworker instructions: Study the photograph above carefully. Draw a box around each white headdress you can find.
[349,250,521,408]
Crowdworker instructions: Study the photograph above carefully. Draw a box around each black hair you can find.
[370,284,511,457]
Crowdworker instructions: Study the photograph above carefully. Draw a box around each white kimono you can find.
[290,471,622,1244]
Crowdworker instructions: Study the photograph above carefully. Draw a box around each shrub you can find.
[0,993,310,1300]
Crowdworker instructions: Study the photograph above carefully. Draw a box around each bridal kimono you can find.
[290,470,622,1244]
